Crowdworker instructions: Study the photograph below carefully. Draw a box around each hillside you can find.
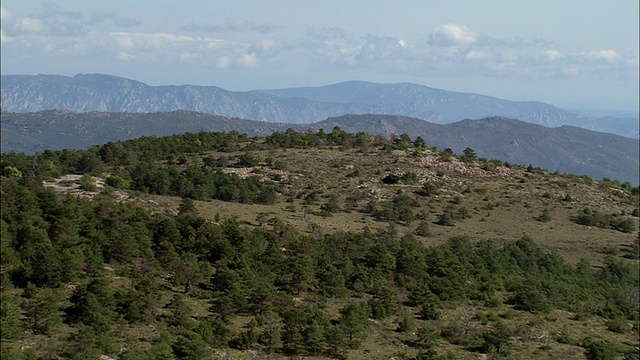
[310,114,640,185]
[1,129,638,360]
[3,74,637,138]
[0,109,291,154]
[2,110,638,184]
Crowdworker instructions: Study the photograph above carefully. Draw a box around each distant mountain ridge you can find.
[2,73,637,137]
[256,81,569,125]
[2,110,637,184]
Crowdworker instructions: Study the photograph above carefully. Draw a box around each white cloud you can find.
[179,51,202,62]
[2,3,634,88]
[255,38,278,51]
[303,31,417,71]
[578,49,620,61]
[88,12,140,28]
[237,53,258,67]
[113,33,135,49]
[116,51,135,61]
[545,49,562,61]
[115,51,156,62]
[0,29,11,43]
[182,20,279,34]
[110,32,199,50]
[0,6,10,21]
[249,38,286,56]
[428,23,478,47]
[106,31,266,69]
[466,50,492,61]
[14,17,45,34]
[0,8,11,43]
[216,56,232,69]
[1,4,138,40]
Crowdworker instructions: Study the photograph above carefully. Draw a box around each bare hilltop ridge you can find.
[2,110,638,185]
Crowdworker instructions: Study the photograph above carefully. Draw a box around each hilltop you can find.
[1,129,638,359]
[2,110,638,184]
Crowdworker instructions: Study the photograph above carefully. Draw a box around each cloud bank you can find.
[1,3,637,91]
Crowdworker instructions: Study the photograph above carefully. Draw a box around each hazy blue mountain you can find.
[3,73,635,137]
[2,110,637,184]
[0,74,423,123]
[257,81,565,123]
[588,116,639,138]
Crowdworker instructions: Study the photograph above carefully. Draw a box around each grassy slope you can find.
[136,146,637,359]
[189,146,636,265]
[12,144,638,359]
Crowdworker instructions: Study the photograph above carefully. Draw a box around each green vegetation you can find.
[575,207,636,233]
[1,128,638,359]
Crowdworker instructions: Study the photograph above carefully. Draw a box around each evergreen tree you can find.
[21,285,62,335]
[66,277,115,332]
[257,311,282,353]
[481,320,512,354]
[198,315,232,348]
[0,292,21,340]
[339,301,369,348]
[396,308,417,333]
[280,306,306,355]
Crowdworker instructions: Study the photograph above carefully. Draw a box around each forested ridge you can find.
[1,128,638,359]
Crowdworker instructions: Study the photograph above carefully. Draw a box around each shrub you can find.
[401,171,418,184]
[105,175,130,189]
[382,174,401,184]
[419,301,440,320]
[78,174,96,191]
[610,217,635,233]
[481,320,512,354]
[535,208,552,222]
[510,286,551,314]
[414,221,431,237]
[436,213,455,227]
[575,208,636,233]
[582,337,632,360]
[416,181,438,196]
[605,316,628,333]
[396,309,417,333]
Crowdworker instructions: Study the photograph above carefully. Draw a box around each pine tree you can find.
[339,301,369,348]
[21,285,62,335]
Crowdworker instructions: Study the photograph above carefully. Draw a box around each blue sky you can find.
[1,0,638,111]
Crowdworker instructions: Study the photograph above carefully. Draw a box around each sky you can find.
[1,0,638,111]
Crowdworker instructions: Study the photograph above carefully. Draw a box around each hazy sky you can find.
[1,1,638,110]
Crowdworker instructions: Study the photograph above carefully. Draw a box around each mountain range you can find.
[2,110,638,184]
[1,73,637,138]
